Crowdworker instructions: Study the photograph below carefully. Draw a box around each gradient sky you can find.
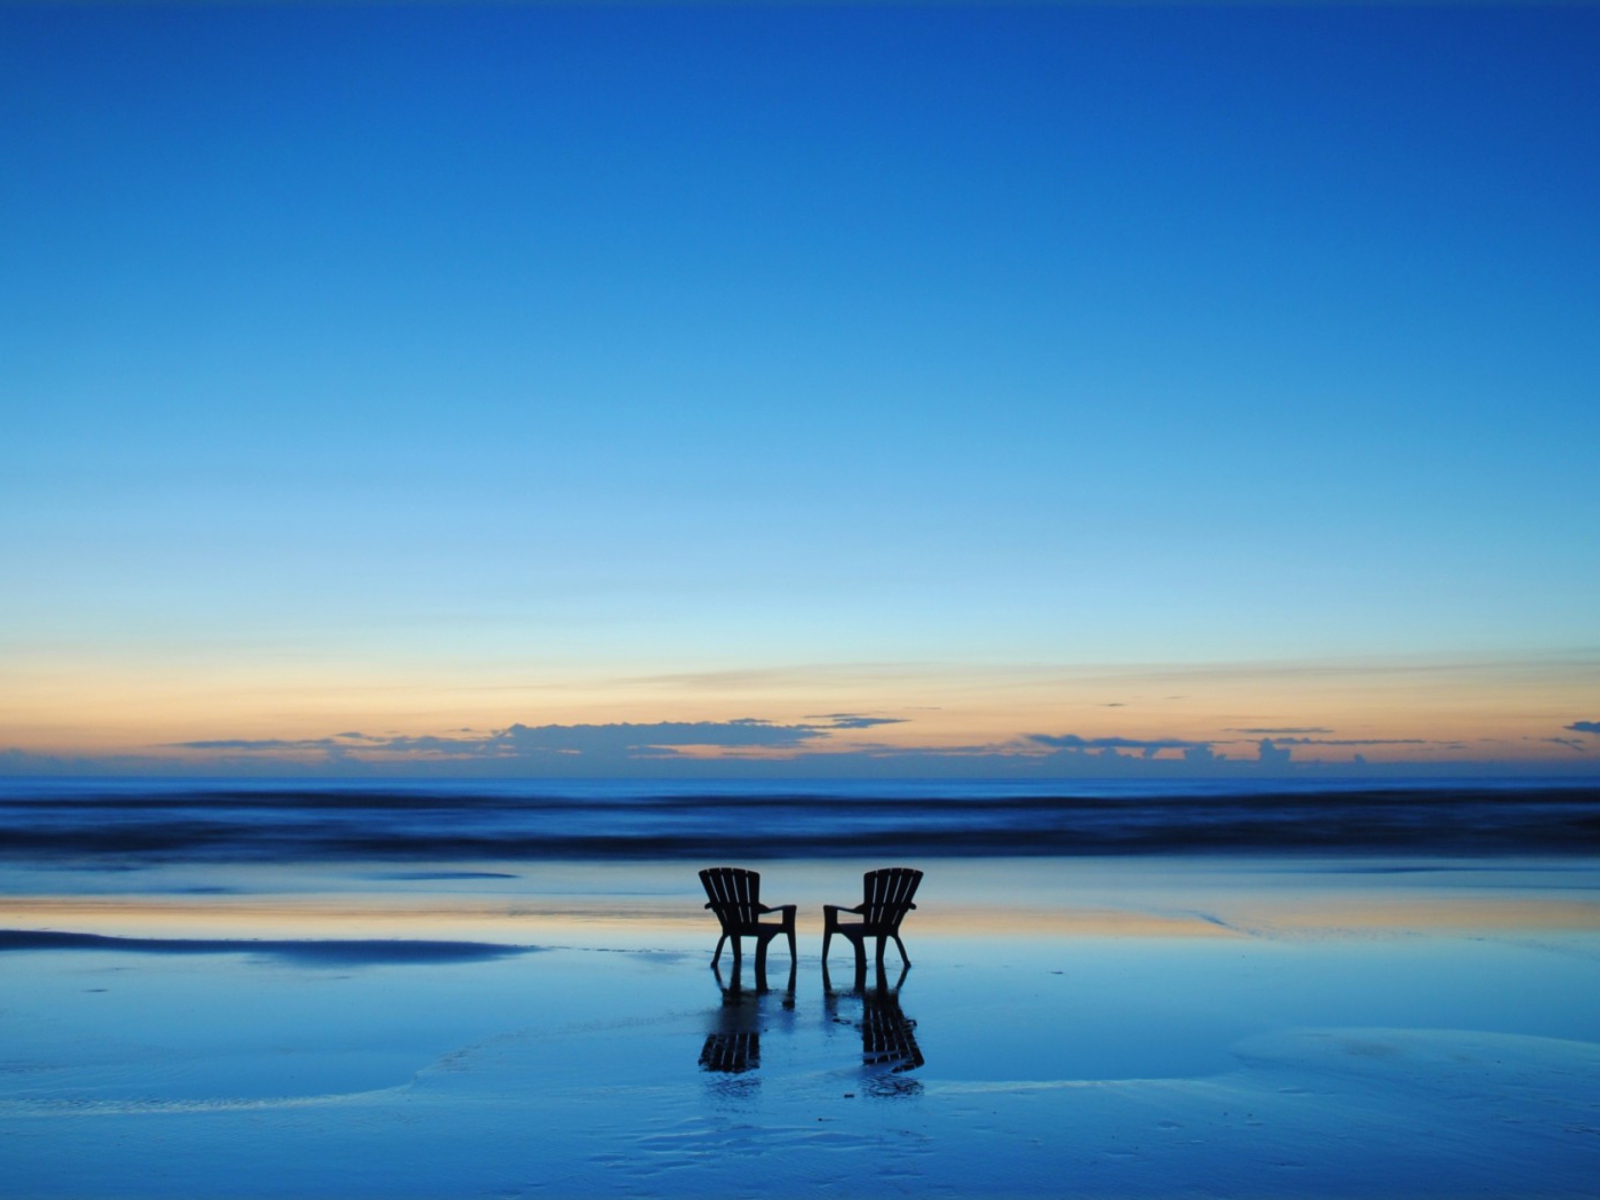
[2,3,1597,776]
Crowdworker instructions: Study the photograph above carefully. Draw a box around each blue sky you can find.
[2,4,1597,775]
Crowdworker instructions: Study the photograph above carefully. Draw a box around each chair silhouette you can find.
[822,867,923,978]
[699,867,797,981]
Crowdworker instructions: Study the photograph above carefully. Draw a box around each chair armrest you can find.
[759,904,797,915]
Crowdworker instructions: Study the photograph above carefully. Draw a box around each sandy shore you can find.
[2,856,1598,1197]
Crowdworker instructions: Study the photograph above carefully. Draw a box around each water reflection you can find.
[824,959,925,1096]
[698,960,796,1079]
[697,959,924,1095]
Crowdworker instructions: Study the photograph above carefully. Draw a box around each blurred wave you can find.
[0,778,1596,861]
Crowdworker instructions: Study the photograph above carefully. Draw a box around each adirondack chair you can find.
[699,867,797,977]
[822,867,923,974]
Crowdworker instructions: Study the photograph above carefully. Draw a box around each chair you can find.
[699,867,797,979]
[822,867,923,975]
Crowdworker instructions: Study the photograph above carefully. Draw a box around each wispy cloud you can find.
[615,664,936,691]
[804,713,907,730]
[171,712,913,764]
[177,737,362,752]
[1567,721,1600,736]
[1260,737,1430,747]
[1226,727,1334,735]
[173,719,834,760]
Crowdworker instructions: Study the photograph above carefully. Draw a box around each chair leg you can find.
[822,928,832,965]
[712,933,727,967]
[875,936,887,969]
[755,934,769,978]
[893,934,910,967]
[731,935,742,967]
[786,927,797,965]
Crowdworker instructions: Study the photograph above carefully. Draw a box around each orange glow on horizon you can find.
[1,651,1596,766]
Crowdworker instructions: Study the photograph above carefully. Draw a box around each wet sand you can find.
[2,856,1598,1197]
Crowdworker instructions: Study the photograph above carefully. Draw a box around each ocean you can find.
[2,776,1597,861]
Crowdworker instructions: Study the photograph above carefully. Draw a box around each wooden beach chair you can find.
[698,867,797,978]
[822,867,923,975]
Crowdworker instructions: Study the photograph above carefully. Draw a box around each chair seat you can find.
[823,907,899,937]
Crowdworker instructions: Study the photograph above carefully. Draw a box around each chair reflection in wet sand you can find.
[822,867,923,984]
[699,867,797,988]
[699,959,796,1077]
[861,982,924,1076]
[824,958,925,1093]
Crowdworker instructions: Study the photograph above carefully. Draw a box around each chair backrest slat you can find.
[861,867,922,931]
[700,867,763,930]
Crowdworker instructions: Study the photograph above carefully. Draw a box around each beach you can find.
[8,4,1600,1194]
[4,848,1599,1198]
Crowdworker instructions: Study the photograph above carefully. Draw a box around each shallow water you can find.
[2,855,1598,1196]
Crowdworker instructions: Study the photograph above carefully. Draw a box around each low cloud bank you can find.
[174,717,858,761]
[1027,733,1208,760]
[3,715,1595,780]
